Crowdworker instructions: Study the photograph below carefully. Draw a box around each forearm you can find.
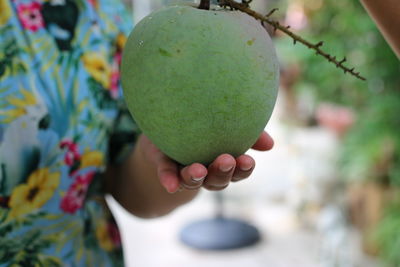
[105,135,199,218]
[360,0,400,58]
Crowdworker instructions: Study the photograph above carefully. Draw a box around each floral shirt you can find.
[0,0,139,266]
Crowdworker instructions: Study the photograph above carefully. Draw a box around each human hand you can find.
[140,132,274,193]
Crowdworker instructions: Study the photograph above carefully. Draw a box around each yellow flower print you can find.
[0,89,38,123]
[95,220,114,251]
[9,168,60,219]
[82,52,111,89]
[116,33,127,51]
[0,0,12,26]
[80,150,104,169]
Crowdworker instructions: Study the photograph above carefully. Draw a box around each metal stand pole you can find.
[179,192,261,250]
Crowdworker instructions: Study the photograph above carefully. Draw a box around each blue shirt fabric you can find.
[0,0,138,265]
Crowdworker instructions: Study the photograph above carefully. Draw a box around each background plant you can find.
[270,0,399,266]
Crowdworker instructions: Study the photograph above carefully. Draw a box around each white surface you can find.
[108,193,322,267]
[108,91,378,267]
[133,0,152,23]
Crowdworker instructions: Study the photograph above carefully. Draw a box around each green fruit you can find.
[121,5,279,165]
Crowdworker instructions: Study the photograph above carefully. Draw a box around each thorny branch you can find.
[218,0,366,81]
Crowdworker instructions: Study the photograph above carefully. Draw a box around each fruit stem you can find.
[199,0,210,10]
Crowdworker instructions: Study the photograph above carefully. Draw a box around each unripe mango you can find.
[121,5,279,165]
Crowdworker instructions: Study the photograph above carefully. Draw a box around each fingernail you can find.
[167,188,176,194]
[220,165,234,172]
[182,184,200,190]
[167,183,179,194]
[241,165,252,171]
[191,175,206,182]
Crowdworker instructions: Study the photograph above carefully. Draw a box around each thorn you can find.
[241,0,252,7]
[293,39,297,45]
[339,57,347,64]
[218,1,226,8]
[266,8,278,17]
[286,25,291,29]
[316,41,324,48]
[350,68,355,72]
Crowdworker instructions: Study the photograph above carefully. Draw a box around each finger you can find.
[232,155,255,182]
[252,131,274,151]
[180,163,207,190]
[156,154,181,193]
[203,154,235,191]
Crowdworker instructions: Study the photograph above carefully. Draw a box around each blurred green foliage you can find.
[277,0,400,186]
[272,1,399,265]
[341,93,400,187]
[275,0,399,107]
[374,199,400,267]
[274,0,400,186]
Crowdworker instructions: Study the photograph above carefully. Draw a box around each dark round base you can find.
[179,217,261,250]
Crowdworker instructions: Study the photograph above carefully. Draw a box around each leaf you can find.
[374,204,400,266]
[0,208,9,223]
[40,255,62,267]
[77,99,89,113]
[41,48,59,73]
[0,220,15,236]
[42,213,63,220]
[52,66,66,106]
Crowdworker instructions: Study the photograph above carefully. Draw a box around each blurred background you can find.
[109,0,400,266]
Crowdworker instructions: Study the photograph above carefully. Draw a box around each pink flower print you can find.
[60,139,78,152]
[64,150,78,166]
[60,139,81,167]
[115,51,122,66]
[107,222,122,247]
[114,15,122,24]
[17,2,44,32]
[88,0,98,8]
[60,171,95,214]
[109,69,120,99]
